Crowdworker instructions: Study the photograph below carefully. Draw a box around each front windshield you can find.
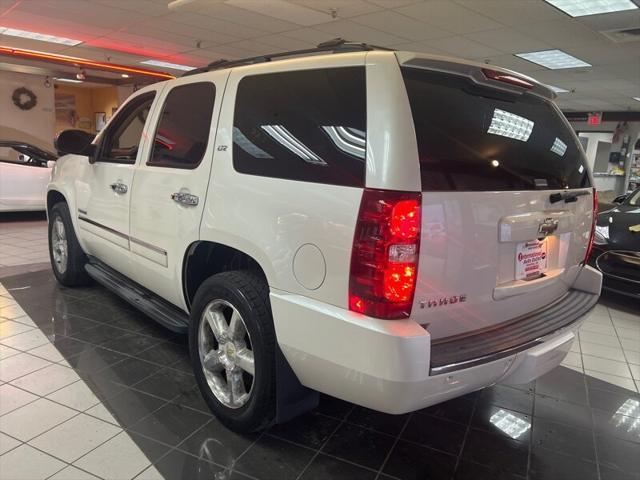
[627,190,640,206]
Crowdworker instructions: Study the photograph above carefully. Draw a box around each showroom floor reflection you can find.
[0,269,639,480]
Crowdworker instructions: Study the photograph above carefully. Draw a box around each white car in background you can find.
[0,141,57,212]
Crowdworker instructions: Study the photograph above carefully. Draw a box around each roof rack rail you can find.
[182,38,393,77]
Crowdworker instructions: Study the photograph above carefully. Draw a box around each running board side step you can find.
[85,261,189,334]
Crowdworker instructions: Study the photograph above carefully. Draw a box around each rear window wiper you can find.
[549,190,590,204]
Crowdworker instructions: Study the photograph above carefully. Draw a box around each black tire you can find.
[189,271,276,432]
[48,202,91,287]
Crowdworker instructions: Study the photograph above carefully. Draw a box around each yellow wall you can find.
[54,85,119,134]
[92,87,119,123]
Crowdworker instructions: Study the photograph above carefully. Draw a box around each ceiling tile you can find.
[292,0,383,19]
[13,0,146,30]
[396,1,502,34]
[135,21,240,46]
[226,0,334,26]
[465,28,552,54]
[86,33,185,59]
[352,11,452,41]
[315,20,408,47]
[368,0,417,7]
[312,19,411,45]
[94,0,169,16]
[517,19,604,48]
[0,10,114,39]
[167,11,269,39]
[198,4,300,33]
[224,39,284,55]
[198,44,261,60]
[455,0,566,26]
[280,28,338,44]
[562,41,639,67]
[254,33,316,50]
[424,35,503,60]
[576,8,640,32]
[390,41,452,57]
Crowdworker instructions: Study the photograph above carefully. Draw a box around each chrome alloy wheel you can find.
[51,217,68,274]
[198,299,255,409]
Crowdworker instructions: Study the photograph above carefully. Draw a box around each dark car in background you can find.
[590,188,640,299]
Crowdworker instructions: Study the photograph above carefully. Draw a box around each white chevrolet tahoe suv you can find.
[47,40,602,433]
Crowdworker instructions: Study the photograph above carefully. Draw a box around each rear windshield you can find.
[402,68,590,192]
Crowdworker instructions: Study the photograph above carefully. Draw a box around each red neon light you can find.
[0,46,175,80]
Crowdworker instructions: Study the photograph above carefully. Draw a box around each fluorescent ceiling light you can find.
[490,409,531,440]
[233,127,273,159]
[54,77,83,83]
[322,126,365,160]
[544,0,638,17]
[633,97,640,102]
[0,27,82,46]
[262,125,327,166]
[551,137,567,156]
[487,109,534,142]
[140,60,195,71]
[548,85,569,93]
[516,50,591,69]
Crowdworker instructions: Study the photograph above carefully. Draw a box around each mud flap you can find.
[275,346,319,424]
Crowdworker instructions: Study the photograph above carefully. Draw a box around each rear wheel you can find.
[48,202,90,286]
[189,271,276,432]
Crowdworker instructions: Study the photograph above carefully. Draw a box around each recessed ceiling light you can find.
[515,50,591,69]
[121,73,130,78]
[0,27,82,46]
[548,85,569,93]
[54,77,83,83]
[140,59,195,71]
[544,0,638,17]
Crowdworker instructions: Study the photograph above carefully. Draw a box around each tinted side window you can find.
[100,93,155,164]
[148,82,216,169]
[233,67,366,187]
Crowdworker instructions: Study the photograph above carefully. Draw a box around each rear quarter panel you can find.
[200,53,367,308]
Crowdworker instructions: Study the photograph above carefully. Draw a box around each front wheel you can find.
[48,202,90,287]
[189,271,276,432]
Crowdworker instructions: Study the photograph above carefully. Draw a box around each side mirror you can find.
[55,129,95,157]
[613,194,627,204]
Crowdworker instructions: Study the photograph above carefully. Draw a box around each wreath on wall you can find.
[12,87,38,111]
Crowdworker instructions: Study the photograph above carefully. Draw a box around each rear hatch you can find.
[400,63,593,340]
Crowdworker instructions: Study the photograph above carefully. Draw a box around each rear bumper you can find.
[270,266,601,414]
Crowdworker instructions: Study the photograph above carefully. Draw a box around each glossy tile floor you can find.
[0,213,49,270]
[0,269,639,480]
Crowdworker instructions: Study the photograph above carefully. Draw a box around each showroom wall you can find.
[54,84,119,134]
[571,119,640,196]
[0,71,55,150]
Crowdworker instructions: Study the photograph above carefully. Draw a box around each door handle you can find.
[110,182,128,194]
[171,191,199,206]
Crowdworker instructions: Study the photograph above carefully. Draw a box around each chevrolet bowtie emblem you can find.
[630,224,640,233]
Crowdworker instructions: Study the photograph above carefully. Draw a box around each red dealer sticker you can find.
[516,240,548,280]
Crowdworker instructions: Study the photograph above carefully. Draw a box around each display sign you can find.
[516,240,548,280]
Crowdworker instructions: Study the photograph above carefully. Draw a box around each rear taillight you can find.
[584,188,598,264]
[482,68,534,89]
[349,189,421,319]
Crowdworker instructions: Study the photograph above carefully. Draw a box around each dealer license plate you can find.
[516,240,548,280]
